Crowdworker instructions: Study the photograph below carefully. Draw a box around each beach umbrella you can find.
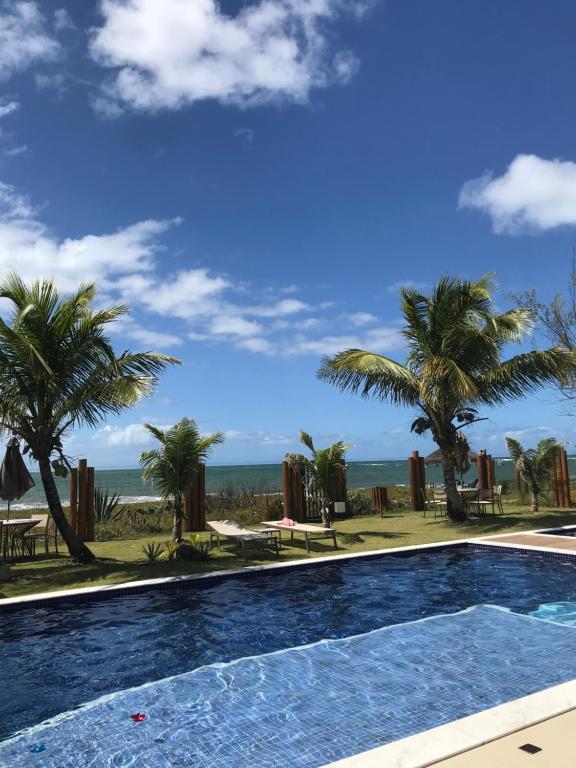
[0,437,35,520]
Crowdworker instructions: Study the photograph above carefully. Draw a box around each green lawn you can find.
[2,504,576,600]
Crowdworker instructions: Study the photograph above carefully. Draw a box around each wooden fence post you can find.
[561,447,572,508]
[184,463,206,532]
[486,454,495,491]
[77,459,87,540]
[408,451,425,511]
[282,459,305,522]
[69,468,78,532]
[371,487,390,517]
[477,451,489,493]
[85,466,95,542]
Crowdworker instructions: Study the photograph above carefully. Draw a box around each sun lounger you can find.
[207,520,279,560]
[261,520,337,552]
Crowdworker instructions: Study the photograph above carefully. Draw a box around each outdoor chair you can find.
[493,485,504,514]
[423,485,448,518]
[470,488,498,518]
[25,514,59,555]
[207,520,280,561]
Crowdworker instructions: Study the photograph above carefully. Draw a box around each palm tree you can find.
[318,275,576,521]
[286,431,350,519]
[506,436,560,512]
[0,276,179,563]
[140,418,224,541]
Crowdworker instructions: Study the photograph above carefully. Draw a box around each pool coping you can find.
[4,527,576,768]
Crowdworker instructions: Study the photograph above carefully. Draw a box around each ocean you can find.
[2,457,563,512]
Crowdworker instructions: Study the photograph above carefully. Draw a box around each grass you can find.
[2,503,576,600]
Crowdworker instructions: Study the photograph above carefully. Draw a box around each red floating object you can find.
[130,712,146,722]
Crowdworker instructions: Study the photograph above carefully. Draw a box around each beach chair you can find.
[207,520,279,561]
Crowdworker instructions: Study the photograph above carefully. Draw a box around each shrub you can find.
[141,541,164,564]
[347,490,377,517]
[175,535,211,561]
[94,488,126,523]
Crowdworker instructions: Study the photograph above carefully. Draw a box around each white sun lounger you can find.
[261,520,337,552]
[207,520,280,560]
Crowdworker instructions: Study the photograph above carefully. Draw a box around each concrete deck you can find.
[432,708,576,766]
[485,533,576,551]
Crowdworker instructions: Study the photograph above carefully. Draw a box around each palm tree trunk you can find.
[440,450,466,522]
[530,490,539,513]
[38,457,95,564]
[172,495,183,541]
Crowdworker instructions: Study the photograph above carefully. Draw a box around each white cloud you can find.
[0,1,60,80]
[0,176,404,359]
[93,423,171,447]
[459,154,576,234]
[4,144,28,157]
[342,311,377,326]
[89,0,363,114]
[54,7,75,31]
[0,99,19,118]
[387,280,428,294]
[108,317,183,349]
[224,429,294,445]
[0,185,177,291]
[283,326,402,356]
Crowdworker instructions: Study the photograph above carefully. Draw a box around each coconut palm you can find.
[0,276,179,563]
[506,436,560,512]
[318,275,576,521]
[140,418,224,541]
[286,431,351,518]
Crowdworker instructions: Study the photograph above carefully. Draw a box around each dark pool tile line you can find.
[0,542,464,613]
[469,542,576,562]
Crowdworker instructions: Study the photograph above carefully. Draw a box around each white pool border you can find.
[3,528,576,768]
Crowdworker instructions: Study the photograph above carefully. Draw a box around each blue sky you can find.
[0,0,575,466]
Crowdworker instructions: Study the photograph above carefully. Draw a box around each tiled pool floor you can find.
[2,605,576,768]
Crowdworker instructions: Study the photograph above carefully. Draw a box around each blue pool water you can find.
[3,544,576,766]
[2,606,576,768]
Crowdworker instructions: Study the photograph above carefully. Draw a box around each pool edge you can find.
[320,679,576,768]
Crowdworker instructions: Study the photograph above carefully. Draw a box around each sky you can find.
[0,0,576,466]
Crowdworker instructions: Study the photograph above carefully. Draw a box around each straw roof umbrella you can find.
[0,437,35,520]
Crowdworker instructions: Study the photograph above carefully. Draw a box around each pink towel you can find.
[281,517,295,526]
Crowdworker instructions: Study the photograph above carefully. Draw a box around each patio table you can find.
[1,518,40,558]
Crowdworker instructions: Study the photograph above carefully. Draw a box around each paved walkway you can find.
[480,533,576,551]
[432,708,576,766]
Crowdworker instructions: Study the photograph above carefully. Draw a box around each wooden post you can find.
[486,454,495,491]
[561,448,572,508]
[409,451,425,511]
[77,458,87,540]
[477,451,489,493]
[184,488,193,532]
[283,460,306,522]
[419,454,426,503]
[371,487,390,517]
[86,466,95,542]
[551,456,560,508]
[69,468,78,532]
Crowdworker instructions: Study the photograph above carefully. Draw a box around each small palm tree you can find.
[318,275,576,521]
[140,418,224,541]
[506,436,560,512]
[287,431,351,517]
[0,276,179,563]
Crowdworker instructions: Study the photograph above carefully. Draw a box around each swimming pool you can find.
[2,543,576,767]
